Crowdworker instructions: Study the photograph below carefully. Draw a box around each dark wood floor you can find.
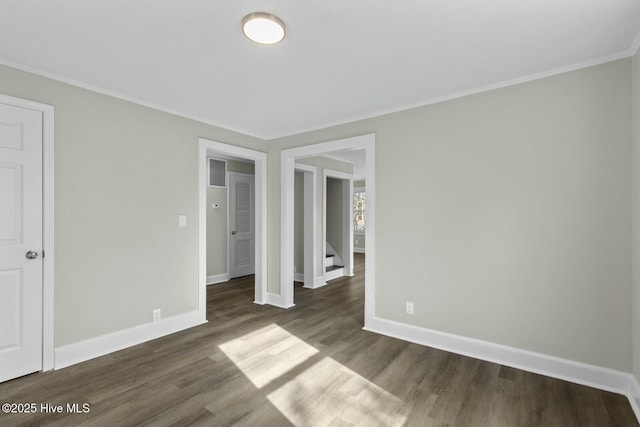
[0,253,637,426]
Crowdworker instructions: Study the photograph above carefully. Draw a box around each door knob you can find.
[25,250,39,260]
[231,231,237,235]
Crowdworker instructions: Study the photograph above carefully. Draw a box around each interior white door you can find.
[229,173,255,279]
[0,103,43,383]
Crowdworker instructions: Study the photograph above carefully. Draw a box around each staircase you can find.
[324,253,344,281]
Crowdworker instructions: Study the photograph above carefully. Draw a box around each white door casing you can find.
[0,102,43,383]
[229,173,255,279]
[294,163,318,289]
[280,134,375,313]
[198,139,266,309]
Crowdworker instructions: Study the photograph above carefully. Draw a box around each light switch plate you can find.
[178,215,187,227]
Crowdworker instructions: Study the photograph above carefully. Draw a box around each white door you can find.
[229,173,255,279]
[0,103,43,383]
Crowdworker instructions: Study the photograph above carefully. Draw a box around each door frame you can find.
[280,133,375,321]
[198,138,267,313]
[227,171,256,279]
[0,93,55,372]
[323,169,354,278]
[294,163,318,288]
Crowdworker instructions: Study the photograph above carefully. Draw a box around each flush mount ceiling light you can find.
[242,12,286,45]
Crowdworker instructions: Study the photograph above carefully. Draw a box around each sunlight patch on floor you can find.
[218,323,319,388]
[219,323,407,427]
[267,356,408,427]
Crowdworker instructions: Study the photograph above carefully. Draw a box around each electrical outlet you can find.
[153,309,161,323]
[405,301,414,315]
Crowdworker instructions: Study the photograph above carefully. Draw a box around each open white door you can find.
[0,102,43,383]
[229,173,255,279]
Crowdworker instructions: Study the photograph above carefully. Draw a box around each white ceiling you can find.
[1,1,639,139]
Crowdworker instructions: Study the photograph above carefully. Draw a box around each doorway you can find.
[0,94,54,381]
[198,138,267,316]
[228,172,255,279]
[323,170,354,281]
[280,133,375,324]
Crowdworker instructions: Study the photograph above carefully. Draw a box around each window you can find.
[353,188,366,232]
[208,158,227,188]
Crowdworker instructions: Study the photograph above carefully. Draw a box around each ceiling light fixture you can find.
[241,12,286,45]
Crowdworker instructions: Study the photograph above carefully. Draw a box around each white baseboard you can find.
[207,273,229,285]
[303,276,328,289]
[294,273,305,283]
[365,315,640,418]
[266,292,294,309]
[55,311,206,369]
[629,377,640,422]
[325,267,344,282]
[304,282,328,289]
[354,248,365,254]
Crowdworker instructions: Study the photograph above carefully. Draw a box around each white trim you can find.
[55,311,205,369]
[226,171,230,279]
[198,138,267,311]
[304,277,328,290]
[0,56,265,140]
[631,376,640,398]
[1,49,638,141]
[266,292,294,309]
[294,273,305,283]
[206,273,229,285]
[281,154,296,307]
[319,154,355,165]
[0,94,55,372]
[281,134,375,317]
[295,163,318,290]
[323,169,352,180]
[629,377,640,422]
[354,248,366,254]
[365,316,640,405]
[325,267,344,282]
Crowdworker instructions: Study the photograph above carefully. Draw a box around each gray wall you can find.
[354,233,365,253]
[206,160,255,279]
[0,55,635,375]
[0,64,265,347]
[268,59,632,371]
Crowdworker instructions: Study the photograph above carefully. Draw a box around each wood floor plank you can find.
[0,254,637,426]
